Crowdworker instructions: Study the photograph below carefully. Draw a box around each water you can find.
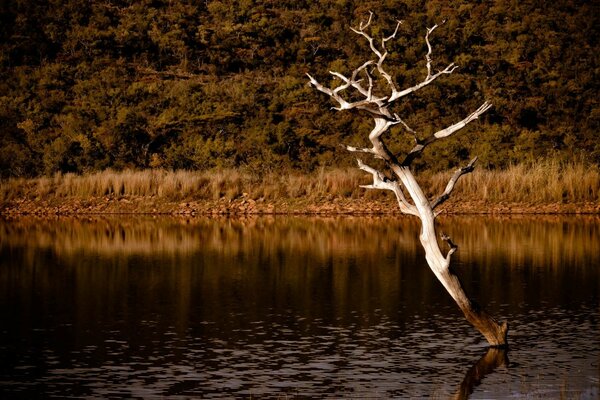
[0,216,598,398]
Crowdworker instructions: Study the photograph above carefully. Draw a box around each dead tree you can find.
[307,13,508,346]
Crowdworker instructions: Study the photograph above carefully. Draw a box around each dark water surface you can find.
[0,216,598,398]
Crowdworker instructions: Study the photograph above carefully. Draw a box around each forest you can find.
[0,0,598,178]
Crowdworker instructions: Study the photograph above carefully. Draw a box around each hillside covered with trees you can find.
[0,0,598,178]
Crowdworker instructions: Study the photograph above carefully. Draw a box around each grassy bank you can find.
[1,161,599,215]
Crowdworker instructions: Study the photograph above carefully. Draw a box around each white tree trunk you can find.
[396,165,508,346]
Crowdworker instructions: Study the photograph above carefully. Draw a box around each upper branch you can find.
[330,60,373,97]
[350,11,383,59]
[425,22,445,80]
[350,12,401,96]
[388,22,457,102]
[349,15,457,104]
[389,63,458,102]
[309,15,466,119]
[306,72,388,117]
[425,24,437,79]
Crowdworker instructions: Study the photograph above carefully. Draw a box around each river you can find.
[0,215,598,398]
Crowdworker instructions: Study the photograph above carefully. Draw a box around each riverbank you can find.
[1,162,599,216]
[1,195,599,216]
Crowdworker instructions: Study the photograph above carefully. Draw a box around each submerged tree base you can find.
[434,267,509,347]
[461,303,509,347]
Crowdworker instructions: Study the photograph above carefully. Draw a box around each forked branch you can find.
[357,159,418,216]
[307,70,389,117]
[348,11,398,95]
[387,22,458,102]
[431,157,478,210]
[348,13,458,104]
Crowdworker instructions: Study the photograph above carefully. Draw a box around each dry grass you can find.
[0,160,598,206]
[0,168,371,203]
[430,160,600,204]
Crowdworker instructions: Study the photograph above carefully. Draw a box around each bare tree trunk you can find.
[308,12,508,346]
[397,165,508,346]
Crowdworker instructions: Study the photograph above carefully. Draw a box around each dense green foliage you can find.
[0,0,598,178]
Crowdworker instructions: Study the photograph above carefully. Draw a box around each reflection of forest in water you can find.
[0,216,598,398]
[1,215,598,323]
[2,215,599,264]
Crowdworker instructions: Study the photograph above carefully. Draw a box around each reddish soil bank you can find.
[1,196,599,216]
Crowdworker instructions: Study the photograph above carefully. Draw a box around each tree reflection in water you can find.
[453,347,509,400]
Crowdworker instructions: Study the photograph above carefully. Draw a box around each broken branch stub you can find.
[307,13,508,347]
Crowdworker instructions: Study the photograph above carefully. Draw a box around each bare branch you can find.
[346,117,400,159]
[383,20,402,46]
[350,11,383,59]
[349,13,400,95]
[394,113,417,134]
[431,157,478,209]
[375,55,398,94]
[357,159,418,216]
[365,68,375,100]
[307,56,397,117]
[359,10,374,31]
[346,145,376,156]
[356,158,388,188]
[388,62,458,102]
[402,102,492,166]
[311,17,465,120]
[313,16,461,111]
[387,20,459,102]
[306,73,348,108]
[425,24,438,80]
[377,20,404,94]
[329,60,379,100]
[441,232,458,262]
[307,72,387,114]
[369,117,394,141]
[434,102,492,139]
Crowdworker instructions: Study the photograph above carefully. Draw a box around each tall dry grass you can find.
[0,168,370,203]
[429,160,600,204]
[0,160,598,205]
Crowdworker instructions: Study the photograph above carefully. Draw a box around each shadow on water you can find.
[0,215,598,398]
